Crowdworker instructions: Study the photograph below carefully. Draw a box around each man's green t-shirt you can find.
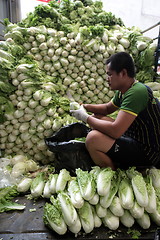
[112,81,148,116]
[111,81,160,165]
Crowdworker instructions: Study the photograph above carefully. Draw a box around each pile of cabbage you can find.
[0,0,159,164]
[14,166,160,235]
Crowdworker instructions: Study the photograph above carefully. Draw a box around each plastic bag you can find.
[45,122,95,175]
[154,229,160,240]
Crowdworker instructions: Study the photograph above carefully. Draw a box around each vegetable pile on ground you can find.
[0,0,160,163]
[1,157,160,236]
[42,166,160,234]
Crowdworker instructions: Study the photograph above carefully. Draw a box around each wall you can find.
[20,0,48,19]
[102,0,160,40]
[19,0,160,40]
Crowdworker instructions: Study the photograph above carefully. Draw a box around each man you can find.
[70,52,160,170]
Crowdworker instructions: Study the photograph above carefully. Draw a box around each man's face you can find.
[106,63,124,91]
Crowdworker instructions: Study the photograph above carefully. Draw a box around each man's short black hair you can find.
[106,52,136,78]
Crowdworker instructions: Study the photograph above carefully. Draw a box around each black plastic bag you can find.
[45,122,95,175]
[154,229,160,240]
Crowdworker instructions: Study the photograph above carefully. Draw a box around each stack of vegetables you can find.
[43,166,160,234]
[1,159,160,235]
[0,0,160,164]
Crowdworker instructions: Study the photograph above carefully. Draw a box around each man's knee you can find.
[85,130,115,153]
[85,130,101,150]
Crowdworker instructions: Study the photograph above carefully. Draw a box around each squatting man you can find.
[70,52,160,170]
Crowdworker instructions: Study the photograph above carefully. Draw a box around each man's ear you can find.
[120,69,127,77]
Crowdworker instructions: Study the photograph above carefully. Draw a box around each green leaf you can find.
[0,185,19,201]
[0,81,15,93]
[0,198,25,213]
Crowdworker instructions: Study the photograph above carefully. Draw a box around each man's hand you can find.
[70,105,89,123]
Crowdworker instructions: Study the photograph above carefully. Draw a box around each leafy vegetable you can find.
[70,101,80,110]
[43,201,67,235]
[78,201,94,233]
[56,169,71,192]
[148,167,160,188]
[127,229,141,239]
[127,167,148,208]
[18,0,124,30]
[97,167,115,196]
[0,184,25,213]
[89,192,99,205]
[102,208,119,230]
[0,198,25,212]
[109,196,124,217]
[129,200,144,219]
[95,202,107,218]
[11,161,28,178]
[120,209,135,228]
[150,201,160,227]
[30,172,45,197]
[17,177,32,193]
[57,191,78,227]
[118,170,134,209]
[0,185,19,200]
[100,172,120,208]
[68,214,82,234]
[68,177,84,208]
[144,175,157,213]
[43,180,52,198]
[136,211,151,229]
[76,168,96,201]
[48,173,58,194]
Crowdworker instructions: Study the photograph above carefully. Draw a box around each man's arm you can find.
[87,110,136,139]
[83,101,118,115]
